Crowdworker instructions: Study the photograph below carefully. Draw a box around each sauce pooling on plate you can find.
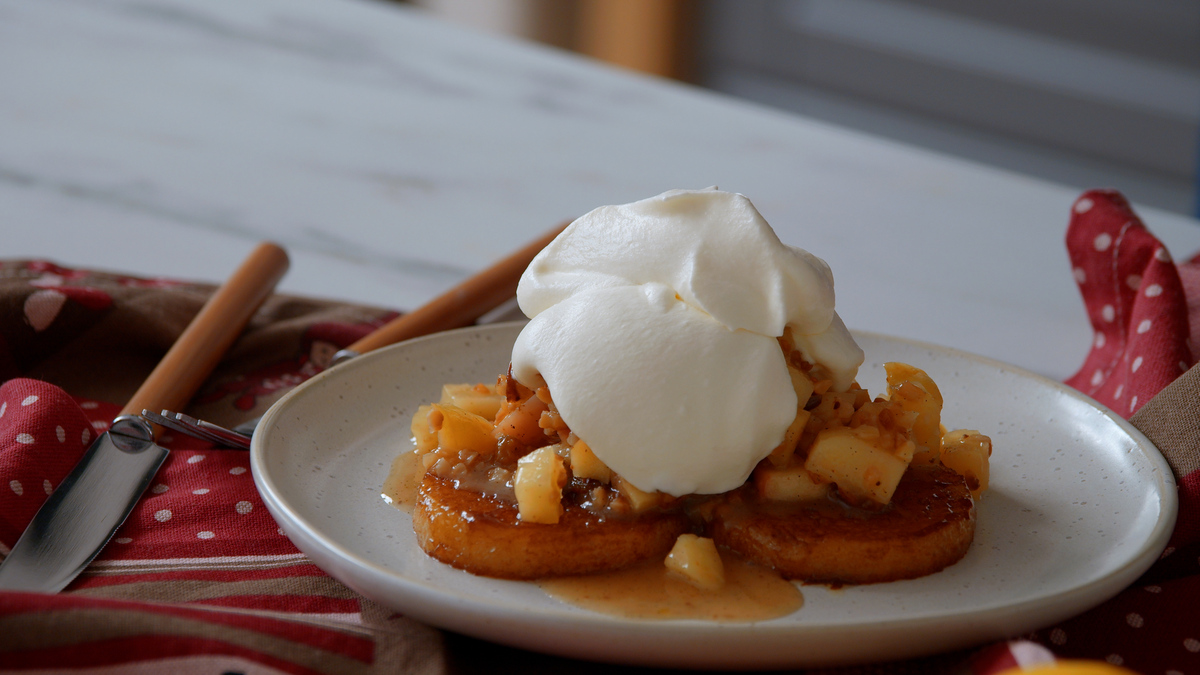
[539,551,803,621]
[384,449,803,621]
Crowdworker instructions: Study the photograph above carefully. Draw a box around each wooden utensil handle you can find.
[120,242,289,420]
[346,222,567,355]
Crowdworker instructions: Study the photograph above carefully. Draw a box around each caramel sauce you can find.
[386,449,803,621]
[381,450,423,512]
[539,550,803,622]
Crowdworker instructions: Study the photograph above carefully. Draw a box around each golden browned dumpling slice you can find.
[413,475,689,579]
[708,464,976,584]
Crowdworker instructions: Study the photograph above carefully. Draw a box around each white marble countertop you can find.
[5,0,1200,381]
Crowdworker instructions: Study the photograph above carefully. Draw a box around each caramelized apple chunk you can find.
[753,462,831,502]
[440,383,505,419]
[569,439,612,483]
[665,534,725,590]
[884,362,943,464]
[805,426,910,506]
[428,404,496,457]
[940,429,992,498]
[514,445,568,523]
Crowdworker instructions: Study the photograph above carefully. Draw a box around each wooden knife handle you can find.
[120,242,290,421]
[346,222,567,355]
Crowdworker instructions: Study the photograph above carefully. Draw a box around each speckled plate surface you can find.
[251,322,1177,670]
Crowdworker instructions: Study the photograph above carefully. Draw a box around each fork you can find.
[150,222,565,449]
[142,409,255,449]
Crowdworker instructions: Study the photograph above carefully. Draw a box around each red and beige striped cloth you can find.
[2,190,1199,674]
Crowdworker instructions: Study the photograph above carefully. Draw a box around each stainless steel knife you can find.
[0,242,289,593]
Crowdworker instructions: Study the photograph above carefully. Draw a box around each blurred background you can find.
[411,0,1200,217]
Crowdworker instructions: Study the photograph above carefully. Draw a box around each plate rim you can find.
[250,322,1178,666]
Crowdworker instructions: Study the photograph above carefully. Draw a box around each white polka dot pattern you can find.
[1064,190,1195,417]
[0,354,309,651]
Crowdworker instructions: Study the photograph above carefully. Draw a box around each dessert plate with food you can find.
[251,190,1176,669]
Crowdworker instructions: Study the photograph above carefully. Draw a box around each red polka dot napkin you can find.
[0,261,437,674]
[1064,190,1196,417]
[4,198,1200,675]
[0,378,98,549]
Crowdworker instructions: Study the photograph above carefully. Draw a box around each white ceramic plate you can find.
[251,323,1177,670]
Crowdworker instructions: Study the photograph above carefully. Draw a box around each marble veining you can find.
[4,0,1200,379]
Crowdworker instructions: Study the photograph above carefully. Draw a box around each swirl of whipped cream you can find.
[510,189,863,496]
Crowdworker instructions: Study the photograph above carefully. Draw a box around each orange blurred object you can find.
[577,0,692,80]
[998,660,1142,675]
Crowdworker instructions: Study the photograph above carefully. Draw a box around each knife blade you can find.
[0,242,289,593]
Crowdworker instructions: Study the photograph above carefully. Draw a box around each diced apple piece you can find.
[885,362,943,464]
[885,362,943,403]
[664,534,725,591]
[940,429,991,498]
[514,446,567,523]
[754,462,831,501]
[430,404,496,456]
[440,383,504,420]
[769,365,817,466]
[612,474,662,513]
[892,437,917,463]
[805,426,910,505]
[411,404,438,452]
[788,363,816,405]
[768,408,812,466]
[494,396,550,445]
[569,439,612,483]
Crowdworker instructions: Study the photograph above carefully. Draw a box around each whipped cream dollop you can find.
[510,189,863,496]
